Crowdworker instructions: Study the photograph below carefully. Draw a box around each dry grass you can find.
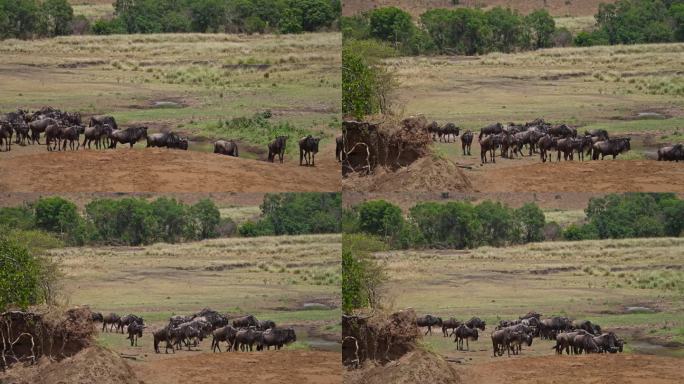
[374,237,684,356]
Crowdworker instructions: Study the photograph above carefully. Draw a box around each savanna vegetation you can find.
[1,0,341,40]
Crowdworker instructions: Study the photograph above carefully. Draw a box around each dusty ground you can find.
[0,144,340,192]
[456,354,684,384]
[133,350,340,384]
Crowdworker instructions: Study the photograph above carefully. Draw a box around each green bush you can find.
[248,193,341,236]
[342,233,387,313]
[0,237,42,310]
[516,203,546,243]
[91,17,127,35]
[0,206,35,230]
[188,199,221,240]
[357,200,404,239]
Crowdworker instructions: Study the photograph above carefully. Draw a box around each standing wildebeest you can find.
[507,331,533,355]
[211,325,238,352]
[454,324,478,351]
[416,314,443,336]
[0,122,12,151]
[556,137,576,161]
[538,135,558,162]
[102,313,121,332]
[260,328,296,350]
[214,139,239,157]
[232,314,258,328]
[233,328,262,352]
[83,124,111,149]
[657,143,684,161]
[442,318,462,337]
[440,123,460,143]
[91,312,104,323]
[127,321,144,347]
[267,135,288,163]
[592,137,630,160]
[427,121,440,141]
[461,130,474,155]
[299,135,320,166]
[45,124,64,151]
[479,134,501,164]
[109,126,148,148]
[12,121,30,146]
[572,320,601,335]
[146,132,185,149]
[28,118,58,144]
[153,327,177,354]
[592,332,619,353]
[491,329,511,356]
[335,134,344,162]
[585,129,609,141]
[548,124,576,138]
[554,330,587,355]
[479,122,503,140]
[89,115,118,131]
[60,126,82,151]
[117,314,144,333]
[539,316,572,339]
[257,320,276,331]
[465,317,486,331]
[573,332,600,354]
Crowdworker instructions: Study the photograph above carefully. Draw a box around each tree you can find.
[291,0,335,32]
[189,199,221,239]
[0,238,41,310]
[516,203,546,243]
[150,198,188,243]
[357,200,404,239]
[526,9,555,49]
[34,197,80,235]
[42,0,73,36]
[190,0,227,33]
[369,7,414,47]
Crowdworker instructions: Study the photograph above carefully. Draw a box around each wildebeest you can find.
[12,121,30,146]
[537,135,558,162]
[117,314,144,333]
[127,321,144,347]
[439,123,460,143]
[461,130,473,155]
[91,312,104,323]
[211,325,238,352]
[260,327,296,350]
[556,137,576,161]
[232,314,258,328]
[28,118,58,144]
[585,129,609,141]
[539,316,572,339]
[214,139,239,157]
[592,332,619,353]
[572,332,600,354]
[335,134,344,162]
[427,121,440,141]
[90,115,118,131]
[102,313,120,333]
[83,124,112,149]
[299,135,320,166]
[109,126,148,148]
[454,324,478,351]
[572,319,601,335]
[233,328,263,352]
[441,318,462,337]
[172,320,212,350]
[257,320,276,331]
[465,317,486,331]
[479,122,503,140]
[416,314,443,336]
[146,131,186,150]
[657,143,683,162]
[479,134,501,164]
[548,124,576,138]
[153,327,177,354]
[45,123,65,151]
[267,135,288,163]
[507,331,533,355]
[0,122,12,151]
[491,329,510,356]
[592,137,630,160]
[60,125,82,151]
[554,330,587,355]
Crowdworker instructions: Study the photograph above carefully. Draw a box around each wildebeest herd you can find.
[91,308,296,354]
[426,117,683,164]
[416,311,624,358]
[1,107,327,166]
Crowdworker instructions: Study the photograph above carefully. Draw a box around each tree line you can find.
[0,0,340,40]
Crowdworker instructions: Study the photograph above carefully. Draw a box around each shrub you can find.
[357,200,404,239]
[516,203,546,243]
[0,237,42,310]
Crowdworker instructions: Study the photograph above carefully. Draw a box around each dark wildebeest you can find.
[454,324,478,351]
[211,325,238,352]
[299,135,320,166]
[479,122,503,140]
[60,126,82,151]
[171,324,201,351]
[440,123,459,143]
[260,328,296,350]
[146,132,185,149]
[465,317,486,331]
[548,124,576,138]
[585,129,609,141]
[491,329,511,356]
[507,331,533,355]
[232,315,258,328]
[28,118,58,144]
[257,320,276,331]
[592,332,619,353]
[537,135,558,162]
[83,124,111,149]
[153,327,176,354]
[556,137,576,161]
[13,121,30,146]
[592,137,630,160]
[45,124,63,151]
[479,134,501,164]
[267,135,288,163]
[169,315,192,328]
[91,312,104,323]
[117,314,144,333]
[461,130,474,155]
[657,143,684,162]
[89,115,118,131]
[214,139,239,157]
[109,126,148,148]
[416,314,443,336]
[442,318,462,337]
[539,317,572,340]
[573,135,594,161]
[0,122,12,151]
[427,121,440,141]
[554,330,588,355]
[233,328,263,352]
[572,320,601,335]
[102,313,120,333]
[127,321,144,347]
[573,333,600,354]
[335,134,344,162]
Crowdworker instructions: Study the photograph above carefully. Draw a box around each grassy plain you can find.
[373,237,684,359]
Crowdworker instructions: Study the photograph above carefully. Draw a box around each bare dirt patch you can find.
[0,146,340,192]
